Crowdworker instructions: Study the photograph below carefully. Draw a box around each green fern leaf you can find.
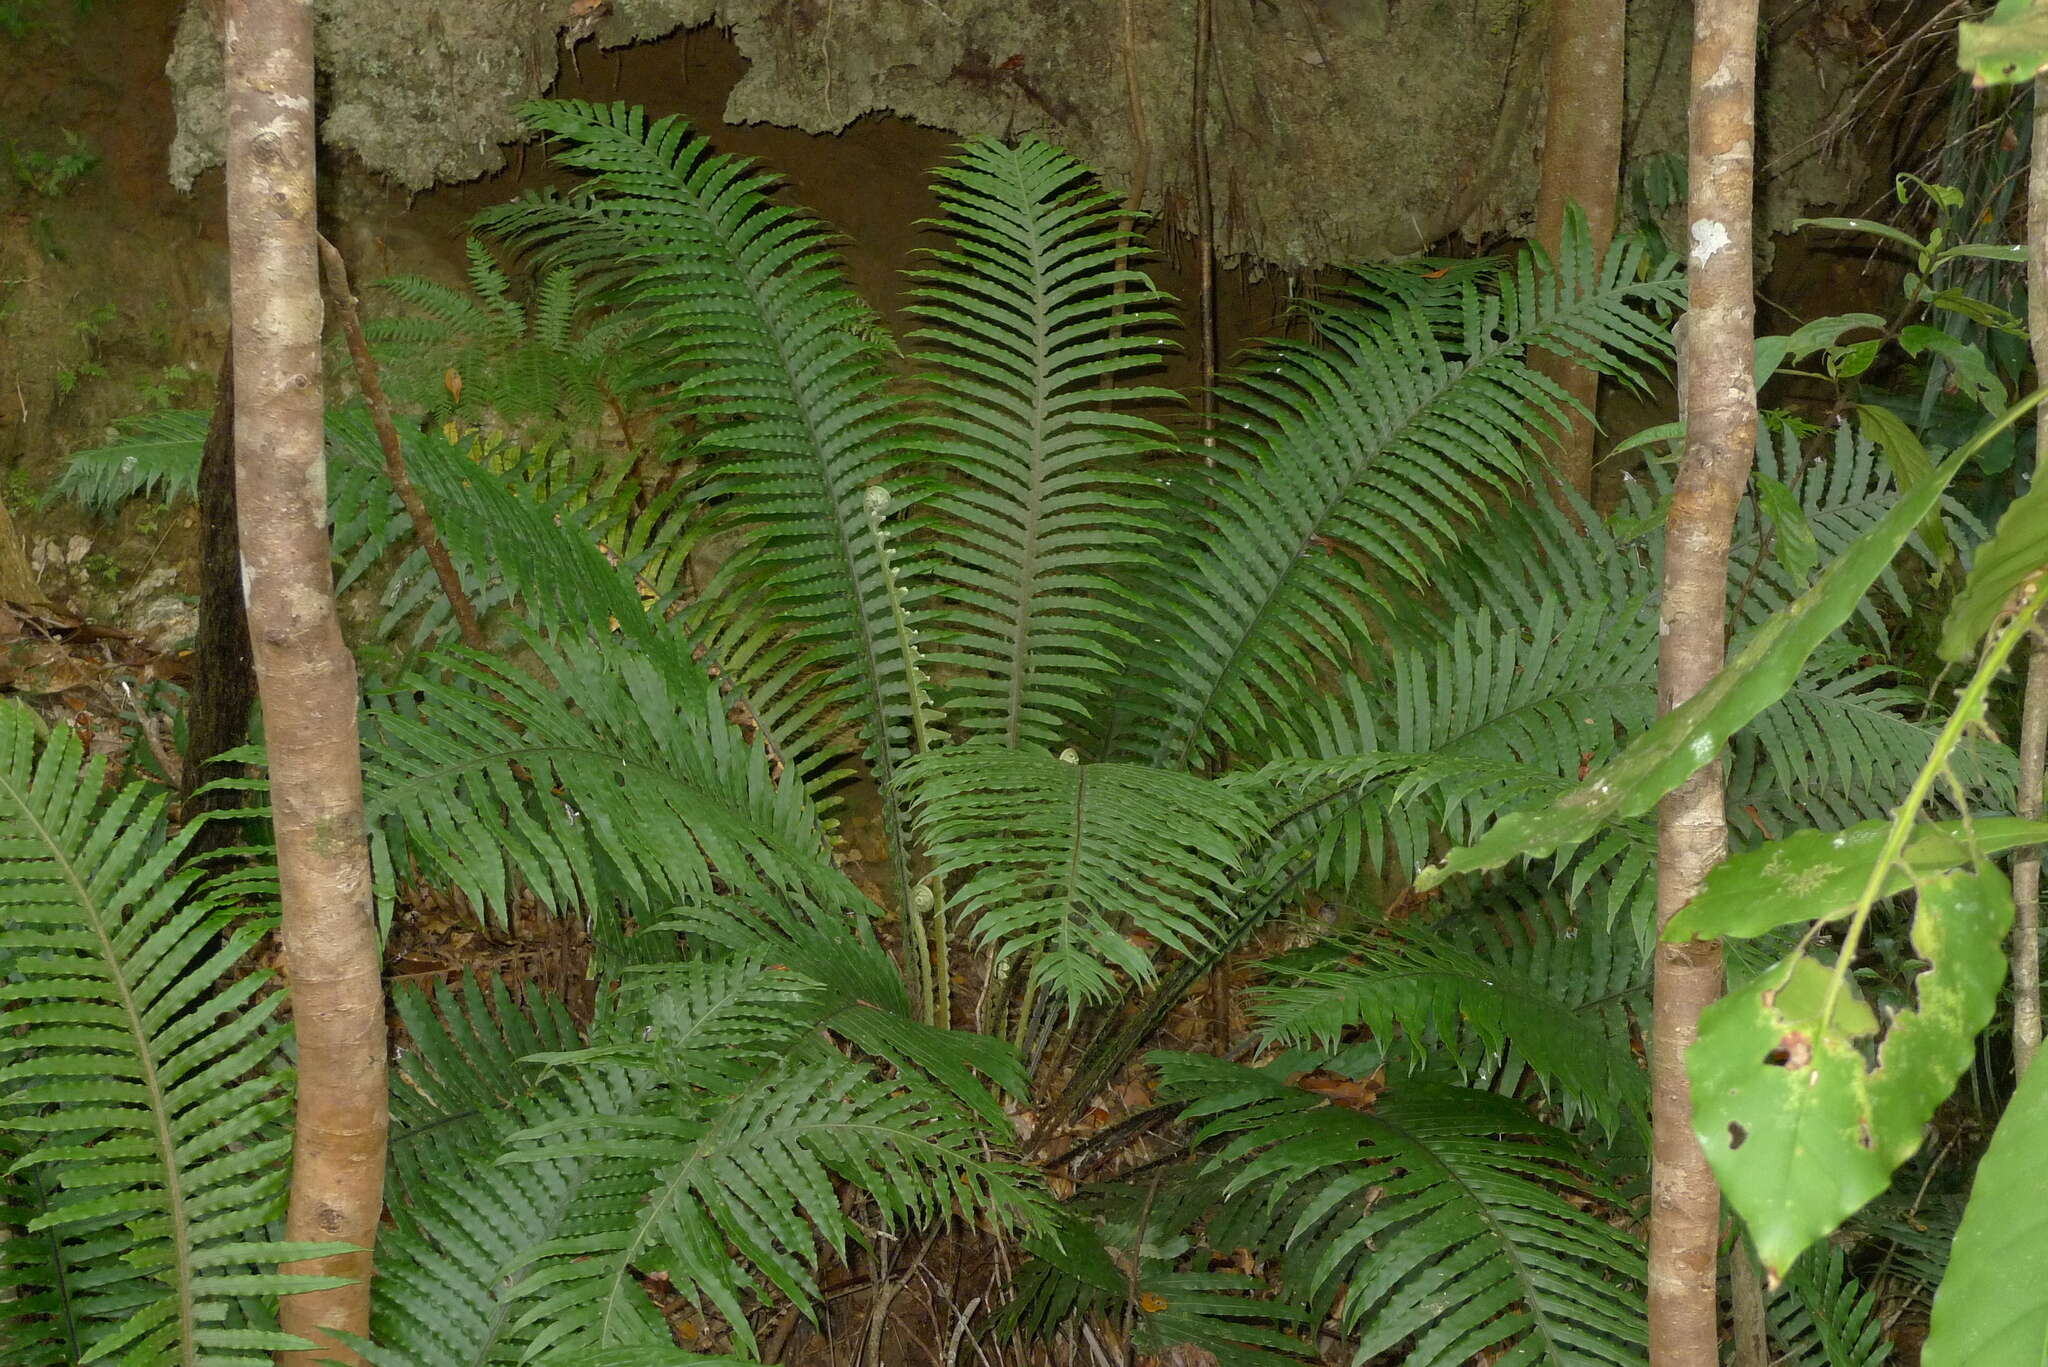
[911,136,1178,747]
[0,703,349,1366]
[479,99,931,908]
[1112,215,1680,768]
[906,739,1263,1009]
[1156,1053,1649,1367]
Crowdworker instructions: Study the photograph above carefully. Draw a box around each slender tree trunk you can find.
[180,342,257,853]
[1532,0,1626,504]
[224,1,387,1361]
[2011,72,2048,1083]
[1650,0,1759,1362]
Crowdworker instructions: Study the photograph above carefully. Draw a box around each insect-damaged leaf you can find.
[1689,863,2013,1278]
[1666,816,2048,942]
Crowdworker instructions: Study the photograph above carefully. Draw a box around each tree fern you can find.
[910,135,1178,747]
[1154,1052,1649,1367]
[0,702,347,1365]
[478,100,930,907]
[1110,215,1681,769]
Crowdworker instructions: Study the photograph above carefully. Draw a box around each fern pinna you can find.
[16,101,1999,1366]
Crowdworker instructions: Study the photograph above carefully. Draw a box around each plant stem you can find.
[2011,623,2047,1079]
[316,234,487,652]
[1818,579,2048,1035]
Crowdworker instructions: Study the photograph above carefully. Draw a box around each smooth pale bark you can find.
[1651,0,1759,1362]
[1533,0,1626,503]
[2011,72,2048,1082]
[223,0,387,1360]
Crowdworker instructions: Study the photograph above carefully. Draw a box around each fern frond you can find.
[1113,216,1679,768]
[1156,1053,1649,1367]
[911,136,1178,747]
[47,409,207,514]
[361,636,851,936]
[1251,907,1647,1136]
[1766,1246,1890,1367]
[352,978,651,1367]
[480,100,929,903]
[0,703,346,1365]
[906,739,1262,1009]
[502,963,1048,1358]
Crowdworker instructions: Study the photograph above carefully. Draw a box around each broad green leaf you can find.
[1943,243,2029,264]
[1691,863,2014,1278]
[1756,314,1885,388]
[1667,817,2048,941]
[1855,403,1951,567]
[1899,327,2007,414]
[1941,452,2048,661]
[1791,217,1926,254]
[1958,0,2048,86]
[1757,473,1819,585]
[1826,339,1881,381]
[1927,288,2026,336]
[1922,1047,2048,1365]
[1414,442,1973,892]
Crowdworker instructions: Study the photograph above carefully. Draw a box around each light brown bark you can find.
[2012,72,2048,1083]
[1651,0,1759,1362]
[224,0,387,1361]
[1532,0,1626,503]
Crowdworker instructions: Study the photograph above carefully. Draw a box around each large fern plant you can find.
[12,102,1990,1365]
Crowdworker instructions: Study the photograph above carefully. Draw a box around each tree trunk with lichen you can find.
[1650,0,1758,1362]
[1533,0,1626,505]
[224,0,387,1360]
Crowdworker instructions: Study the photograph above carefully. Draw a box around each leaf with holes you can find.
[1667,816,2048,941]
[1690,863,2013,1278]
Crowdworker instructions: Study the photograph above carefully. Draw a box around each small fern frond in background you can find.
[0,703,348,1366]
[45,408,206,513]
[911,135,1178,748]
